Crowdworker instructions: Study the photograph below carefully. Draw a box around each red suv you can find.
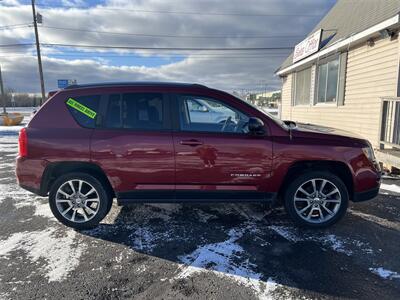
[16,82,381,229]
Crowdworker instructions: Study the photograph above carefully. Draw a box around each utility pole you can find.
[0,64,6,114]
[31,0,45,105]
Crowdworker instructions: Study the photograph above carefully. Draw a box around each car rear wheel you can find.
[284,171,349,228]
[49,172,112,230]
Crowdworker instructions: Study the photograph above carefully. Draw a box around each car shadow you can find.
[79,202,385,298]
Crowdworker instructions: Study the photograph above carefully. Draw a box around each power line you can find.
[0,49,291,56]
[0,46,291,55]
[0,43,294,51]
[35,3,323,17]
[0,23,303,41]
[39,25,303,39]
[41,43,294,51]
[0,23,32,30]
[0,43,35,48]
[0,48,291,55]
[0,54,289,59]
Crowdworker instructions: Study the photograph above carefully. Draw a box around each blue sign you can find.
[58,79,69,89]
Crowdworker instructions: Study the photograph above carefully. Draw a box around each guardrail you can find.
[380,97,400,149]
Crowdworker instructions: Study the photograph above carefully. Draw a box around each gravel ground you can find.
[0,115,399,299]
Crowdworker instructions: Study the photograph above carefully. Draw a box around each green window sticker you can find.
[66,98,97,119]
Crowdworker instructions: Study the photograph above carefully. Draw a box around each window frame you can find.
[171,93,251,136]
[315,54,340,105]
[293,66,312,106]
[97,92,172,131]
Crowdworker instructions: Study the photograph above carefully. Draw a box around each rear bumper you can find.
[19,184,43,196]
[353,186,380,202]
[16,157,48,196]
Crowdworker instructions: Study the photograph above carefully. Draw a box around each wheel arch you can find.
[41,161,115,197]
[278,160,354,202]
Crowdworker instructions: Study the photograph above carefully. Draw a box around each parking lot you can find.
[0,116,400,300]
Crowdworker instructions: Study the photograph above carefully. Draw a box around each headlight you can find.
[362,146,376,162]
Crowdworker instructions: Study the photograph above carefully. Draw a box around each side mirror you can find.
[248,117,265,135]
[199,106,208,112]
[283,120,297,129]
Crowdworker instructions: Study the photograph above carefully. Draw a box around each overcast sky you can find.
[0,0,336,94]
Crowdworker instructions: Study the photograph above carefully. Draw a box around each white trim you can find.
[309,64,317,105]
[277,14,400,76]
[313,102,337,107]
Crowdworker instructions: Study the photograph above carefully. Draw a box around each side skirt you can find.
[116,190,277,205]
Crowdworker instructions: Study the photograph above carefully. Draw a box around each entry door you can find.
[172,95,273,201]
[91,92,175,199]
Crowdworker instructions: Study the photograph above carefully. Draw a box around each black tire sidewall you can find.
[49,172,111,230]
[284,171,349,228]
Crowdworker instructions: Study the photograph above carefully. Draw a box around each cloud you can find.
[0,0,336,93]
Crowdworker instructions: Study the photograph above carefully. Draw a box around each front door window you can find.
[178,96,249,133]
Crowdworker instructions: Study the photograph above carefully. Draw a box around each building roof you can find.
[64,81,208,90]
[277,0,400,73]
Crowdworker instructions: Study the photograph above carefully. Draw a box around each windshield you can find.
[229,93,289,130]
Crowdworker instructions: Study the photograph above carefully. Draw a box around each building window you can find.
[317,56,339,103]
[294,67,311,105]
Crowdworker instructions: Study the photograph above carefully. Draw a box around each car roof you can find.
[64,81,208,90]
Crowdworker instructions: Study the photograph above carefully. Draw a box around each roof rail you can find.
[64,81,208,90]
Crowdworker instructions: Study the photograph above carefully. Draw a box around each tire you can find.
[283,171,349,228]
[49,172,112,230]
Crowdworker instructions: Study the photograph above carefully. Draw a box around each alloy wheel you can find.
[293,178,342,224]
[55,179,100,223]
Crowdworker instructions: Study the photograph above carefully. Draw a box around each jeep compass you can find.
[15,82,381,229]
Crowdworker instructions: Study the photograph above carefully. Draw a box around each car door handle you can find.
[180,139,203,146]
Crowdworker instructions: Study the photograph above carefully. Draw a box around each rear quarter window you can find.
[65,95,100,128]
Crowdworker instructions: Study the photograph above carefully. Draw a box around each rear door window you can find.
[66,95,100,128]
[105,93,167,130]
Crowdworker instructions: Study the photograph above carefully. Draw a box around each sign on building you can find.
[293,29,322,63]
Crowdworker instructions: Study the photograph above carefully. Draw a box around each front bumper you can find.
[353,186,380,202]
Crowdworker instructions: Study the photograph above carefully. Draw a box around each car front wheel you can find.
[49,172,112,230]
[284,172,349,228]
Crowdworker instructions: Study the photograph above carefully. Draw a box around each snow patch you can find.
[0,183,34,204]
[268,225,373,256]
[0,183,52,220]
[269,225,300,242]
[145,203,182,221]
[318,234,350,255]
[175,227,279,300]
[0,162,15,170]
[380,183,400,194]
[369,267,400,280]
[0,137,18,145]
[130,226,174,252]
[233,203,267,221]
[33,202,54,219]
[0,228,85,282]
[349,209,400,231]
[194,209,218,223]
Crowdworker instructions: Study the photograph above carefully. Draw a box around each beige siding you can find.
[280,36,399,147]
[281,74,293,120]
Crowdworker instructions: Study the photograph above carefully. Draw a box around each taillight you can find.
[18,128,28,158]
